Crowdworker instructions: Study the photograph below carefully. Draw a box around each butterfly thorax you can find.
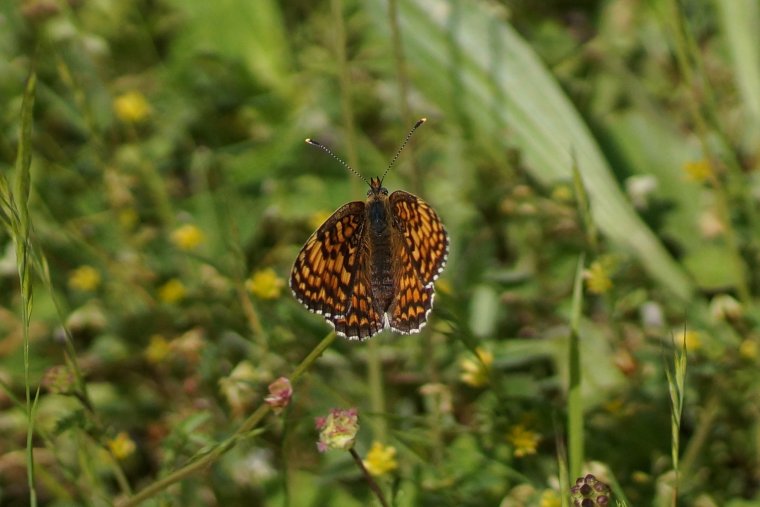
[366,178,395,313]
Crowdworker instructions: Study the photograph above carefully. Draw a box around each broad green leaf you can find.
[367,0,694,300]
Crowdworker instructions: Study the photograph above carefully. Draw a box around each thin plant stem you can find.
[36,254,96,414]
[109,454,134,497]
[349,447,389,507]
[119,332,336,507]
[423,336,444,465]
[555,431,570,507]
[13,71,38,507]
[218,196,267,346]
[236,282,266,343]
[567,253,585,480]
[679,392,719,489]
[665,333,687,506]
[571,151,598,254]
[367,339,388,441]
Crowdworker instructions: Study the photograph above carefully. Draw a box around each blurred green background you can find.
[1,0,760,505]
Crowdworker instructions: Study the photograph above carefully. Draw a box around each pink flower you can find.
[315,408,359,452]
[264,377,293,414]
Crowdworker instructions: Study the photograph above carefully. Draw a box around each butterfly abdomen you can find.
[367,197,395,314]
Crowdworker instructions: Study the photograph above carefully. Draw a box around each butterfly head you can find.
[368,177,389,198]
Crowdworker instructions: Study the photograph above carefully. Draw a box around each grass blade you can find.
[568,253,585,480]
[665,333,687,506]
[14,71,38,507]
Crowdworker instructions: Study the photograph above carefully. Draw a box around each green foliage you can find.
[1,0,760,505]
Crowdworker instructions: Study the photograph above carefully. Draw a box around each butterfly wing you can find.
[389,191,449,286]
[290,201,385,340]
[387,235,435,334]
[387,191,449,334]
[290,202,366,319]
[331,267,385,340]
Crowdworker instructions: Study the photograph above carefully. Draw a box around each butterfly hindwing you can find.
[388,230,435,334]
[332,265,385,340]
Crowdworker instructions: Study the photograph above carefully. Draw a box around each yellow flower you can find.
[363,441,398,476]
[144,334,170,364]
[584,260,613,295]
[158,278,186,303]
[679,329,701,352]
[107,432,136,460]
[113,91,151,123]
[740,339,758,360]
[118,208,139,230]
[309,210,333,231]
[171,224,205,251]
[550,184,573,203]
[682,159,712,183]
[459,347,493,388]
[632,471,651,484]
[246,268,285,300]
[68,265,101,292]
[539,489,561,507]
[507,424,540,458]
[603,398,625,416]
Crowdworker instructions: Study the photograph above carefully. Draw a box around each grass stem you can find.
[349,447,389,507]
[567,253,585,480]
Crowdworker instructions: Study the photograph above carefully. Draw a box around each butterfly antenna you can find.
[380,117,427,184]
[305,138,370,186]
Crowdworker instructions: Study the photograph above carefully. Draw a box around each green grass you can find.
[1,0,760,505]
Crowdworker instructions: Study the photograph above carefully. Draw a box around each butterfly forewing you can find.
[290,202,366,318]
[389,191,449,286]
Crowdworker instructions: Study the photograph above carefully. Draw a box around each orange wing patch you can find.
[389,191,449,286]
[331,269,385,340]
[388,234,434,334]
[290,202,366,318]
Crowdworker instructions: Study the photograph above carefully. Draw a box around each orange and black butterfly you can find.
[290,119,449,340]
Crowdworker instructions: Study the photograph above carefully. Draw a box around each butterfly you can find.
[290,118,449,340]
